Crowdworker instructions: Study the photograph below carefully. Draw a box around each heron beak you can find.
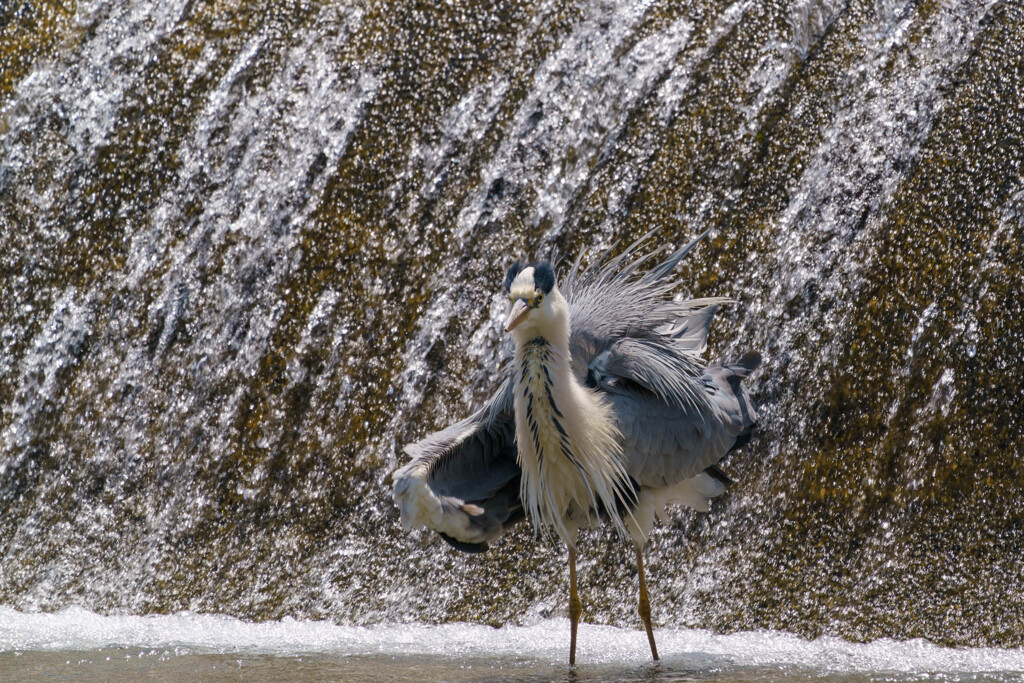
[504,299,530,332]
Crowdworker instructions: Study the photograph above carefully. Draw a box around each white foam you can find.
[1,607,1022,674]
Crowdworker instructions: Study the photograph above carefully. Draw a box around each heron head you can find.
[503,260,557,334]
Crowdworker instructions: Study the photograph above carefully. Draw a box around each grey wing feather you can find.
[589,335,712,414]
[601,351,760,487]
[655,304,719,355]
[562,231,759,489]
[393,378,523,551]
[562,231,732,374]
[417,381,516,500]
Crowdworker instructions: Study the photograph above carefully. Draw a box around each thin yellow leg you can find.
[636,547,659,661]
[568,547,582,666]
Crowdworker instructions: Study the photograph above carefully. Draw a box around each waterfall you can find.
[1,0,1021,647]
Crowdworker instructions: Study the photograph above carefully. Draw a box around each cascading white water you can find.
[1,0,1022,657]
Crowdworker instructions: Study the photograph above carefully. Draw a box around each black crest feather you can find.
[505,259,556,294]
[532,262,555,293]
[504,260,523,293]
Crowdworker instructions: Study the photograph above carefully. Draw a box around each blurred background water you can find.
[1,0,1022,672]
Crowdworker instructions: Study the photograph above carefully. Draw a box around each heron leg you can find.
[636,546,659,661]
[568,547,582,666]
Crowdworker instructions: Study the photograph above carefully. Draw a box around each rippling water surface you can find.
[3,608,1023,682]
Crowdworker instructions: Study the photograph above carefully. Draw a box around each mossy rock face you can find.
[1,0,1022,646]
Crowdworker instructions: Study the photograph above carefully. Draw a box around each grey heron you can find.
[393,231,760,665]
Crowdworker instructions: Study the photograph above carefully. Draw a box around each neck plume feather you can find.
[512,336,630,547]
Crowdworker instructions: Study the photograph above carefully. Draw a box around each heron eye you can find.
[535,293,544,306]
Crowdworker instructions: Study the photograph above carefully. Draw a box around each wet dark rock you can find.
[0,0,1021,647]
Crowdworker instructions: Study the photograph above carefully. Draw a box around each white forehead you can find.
[509,267,539,299]
[512,267,536,288]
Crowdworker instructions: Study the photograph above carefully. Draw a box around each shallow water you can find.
[2,608,1022,682]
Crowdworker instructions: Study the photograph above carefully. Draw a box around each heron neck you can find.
[514,336,571,383]
[510,312,570,357]
[510,322,626,546]
[513,328,573,393]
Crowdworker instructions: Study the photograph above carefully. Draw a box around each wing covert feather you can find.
[601,352,761,488]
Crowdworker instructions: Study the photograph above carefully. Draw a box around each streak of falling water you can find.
[0,0,1022,651]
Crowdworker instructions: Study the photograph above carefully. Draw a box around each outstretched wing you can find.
[596,349,761,487]
[562,232,759,488]
[392,378,523,553]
